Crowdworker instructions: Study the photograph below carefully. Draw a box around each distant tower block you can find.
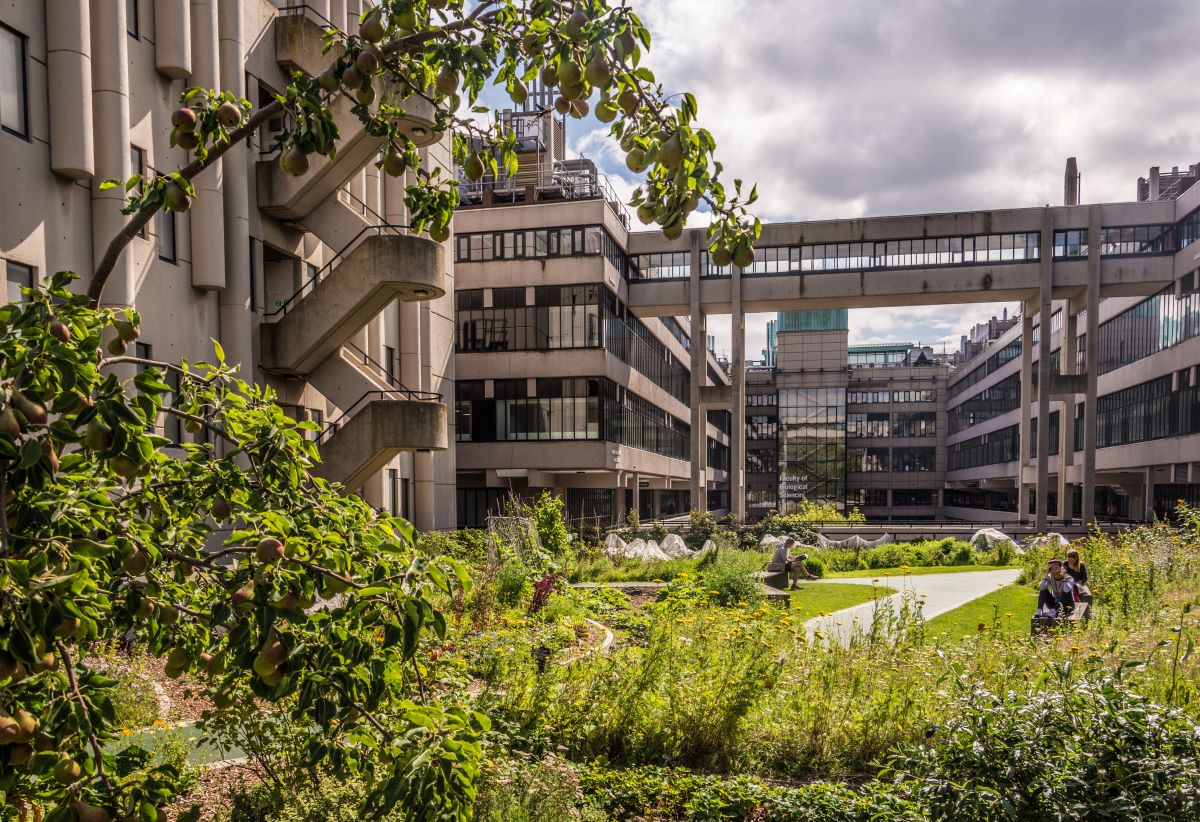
[1064,157,1080,206]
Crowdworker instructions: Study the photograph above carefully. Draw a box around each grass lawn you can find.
[923,583,1039,638]
[788,582,897,620]
[827,564,1020,579]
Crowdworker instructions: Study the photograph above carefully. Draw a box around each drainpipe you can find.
[90,0,133,307]
[189,0,226,291]
[47,0,94,180]
[217,0,254,377]
[154,0,191,78]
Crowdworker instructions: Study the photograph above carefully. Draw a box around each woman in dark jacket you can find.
[1065,549,1091,598]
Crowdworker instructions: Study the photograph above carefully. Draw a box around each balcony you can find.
[260,229,445,376]
[261,6,440,220]
[315,389,448,490]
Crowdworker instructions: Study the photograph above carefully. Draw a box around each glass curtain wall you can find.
[777,387,846,511]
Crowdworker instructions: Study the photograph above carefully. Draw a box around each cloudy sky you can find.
[560,0,1200,360]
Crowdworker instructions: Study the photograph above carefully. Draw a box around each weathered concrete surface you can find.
[308,345,393,412]
[263,13,440,220]
[261,234,445,375]
[625,202,1179,316]
[803,568,1022,647]
[317,398,448,490]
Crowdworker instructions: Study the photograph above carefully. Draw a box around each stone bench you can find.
[754,569,789,591]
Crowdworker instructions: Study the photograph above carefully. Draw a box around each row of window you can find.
[1083,375,1200,450]
[1053,225,1176,258]
[848,447,937,473]
[848,388,936,404]
[948,338,1021,397]
[454,225,631,277]
[747,487,939,510]
[747,393,777,406]
[847,411,937,438]
[948,424,1020,471]
[455,284,690,404]
[455,377,689,459]
[949,373,1020,434]
[1081,286,1200,378]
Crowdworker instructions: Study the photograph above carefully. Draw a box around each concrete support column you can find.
[687,232,707,513]
[730,263,746,521]
[1017,309,1034,522]
[330,0,346,31]
[47,0,95,180]
[1144,466,1155,522]
[614,471,626,527]
[89,0,133,306]
[413,301,435,530]
[1035,209,1054,532]
[189,0,226,291]
[217,0,254,376]
[1082,206,1101,525]
[153,0,192,78]
[346,0,362,34]
[633,472,641,521]
[1057,306,1077,523]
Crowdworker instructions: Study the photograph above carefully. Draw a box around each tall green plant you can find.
[0,278,484,820]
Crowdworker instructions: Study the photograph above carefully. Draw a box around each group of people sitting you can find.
[1035,549,1090,618]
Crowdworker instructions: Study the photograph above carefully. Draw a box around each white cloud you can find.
[563,0,1200,353]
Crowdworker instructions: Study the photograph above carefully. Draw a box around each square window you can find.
[6,260,34,303]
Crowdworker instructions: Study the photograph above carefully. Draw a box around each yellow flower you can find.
[121,729,132,736]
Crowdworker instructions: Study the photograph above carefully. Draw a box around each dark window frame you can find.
[0,22,30,140]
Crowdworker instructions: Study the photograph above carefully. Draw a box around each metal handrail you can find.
[277,3,338,31]
[343,340,434,398]
[264,224,406,318]
[317,387,443,445]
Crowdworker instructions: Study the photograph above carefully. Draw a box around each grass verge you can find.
[923,583,1039,638]
[788,582,897,620]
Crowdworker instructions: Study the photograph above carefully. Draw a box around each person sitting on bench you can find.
[1036,558,1076,617]
[767,537,818,589]
[1064,549,1091,599]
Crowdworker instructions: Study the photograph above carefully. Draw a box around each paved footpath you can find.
[802,568,1022,646]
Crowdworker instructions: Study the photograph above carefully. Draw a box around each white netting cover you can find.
[760,533,783,548]
[970,528,1020,552]
[659,533,695,559]
[1025,532,1070,552]
[815,533,894,549]
[603,535,673,561]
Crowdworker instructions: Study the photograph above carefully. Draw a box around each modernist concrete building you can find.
[743,311,951,522]
[451,109,732,528]
[1,1,458,529]
[5,2,1199,532]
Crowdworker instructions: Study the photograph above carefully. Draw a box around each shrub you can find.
[531,491,572,557]
[476,754,606,822]
[496,558,533,608]
[687,508,719,549]
[802,556,826,578]
[649,520,669,542]
[417,528,490,565]
[699,554,762,607]
[220,772,406,822]
[578,765,922,821]
[624,507,641,534]
[886,677,1200,821]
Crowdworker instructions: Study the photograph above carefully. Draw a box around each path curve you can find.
[802,568,1022,646]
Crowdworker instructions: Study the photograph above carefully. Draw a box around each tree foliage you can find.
[91,0,760,304]
[0,275,484,820]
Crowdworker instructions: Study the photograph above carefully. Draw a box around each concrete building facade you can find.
[1,1,458,529]
[4,2,1199,531]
